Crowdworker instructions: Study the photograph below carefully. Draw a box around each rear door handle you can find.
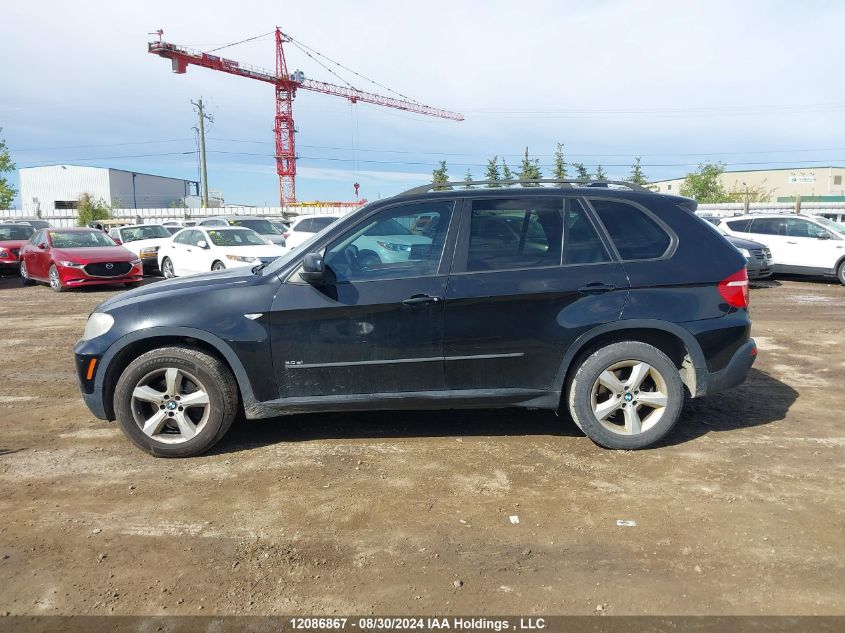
[402,294,441,306]
[578,282,616,295]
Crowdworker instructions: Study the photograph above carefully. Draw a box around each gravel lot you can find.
[0,274,842,615]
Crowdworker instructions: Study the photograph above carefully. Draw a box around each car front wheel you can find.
[161,257,175,279]
[49,264,64,292]
[113,347,239,457]
[837,260,845,286]
[20,260,35,285]
[211,260,225,271]
[567,341,683,449]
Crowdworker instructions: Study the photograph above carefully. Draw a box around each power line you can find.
[204,32,273,54]
[12,138,195,152]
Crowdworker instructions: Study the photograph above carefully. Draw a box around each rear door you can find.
[444,195,629,392]
[736,217,790,266]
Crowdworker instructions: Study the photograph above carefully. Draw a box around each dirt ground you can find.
[0,273,842,616]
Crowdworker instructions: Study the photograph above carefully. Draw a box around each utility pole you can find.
[191,98,212,208]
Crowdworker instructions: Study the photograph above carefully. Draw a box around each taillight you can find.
[283,231,290,239]
[718,268,749,308]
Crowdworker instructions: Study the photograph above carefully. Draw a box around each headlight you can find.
[139,247,159,256]
[0,249,8,258]
[130,258,142,266]
[376,241,412,252]
[738,248,751,260]
[81,313,114,341]
[227,255,256,262]
[59,260,85,268]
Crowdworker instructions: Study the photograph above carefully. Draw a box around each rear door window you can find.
[749,218,785,235]
[465,198,563,272]
[589,199,671,260]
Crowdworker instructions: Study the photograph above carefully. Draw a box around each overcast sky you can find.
[4,0,845,206]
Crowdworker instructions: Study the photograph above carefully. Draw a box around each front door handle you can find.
[578,282,616,295]
[402,294,441,306]
[786,241,797,244]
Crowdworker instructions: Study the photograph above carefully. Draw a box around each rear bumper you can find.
[704,338,757,395]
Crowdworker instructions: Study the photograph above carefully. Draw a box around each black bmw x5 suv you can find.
[75,179,757,457]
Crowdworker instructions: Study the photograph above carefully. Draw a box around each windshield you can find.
[50,230,116,248]
[121,225,172,242]
[0,224,35,240]
[228,218,282,235]
[206,229,270,247]
[812,216,845,235]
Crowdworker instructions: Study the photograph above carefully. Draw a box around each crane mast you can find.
[148,28,464,205]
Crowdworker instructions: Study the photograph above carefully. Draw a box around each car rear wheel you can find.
[20,260,35,285]
[567,341,683,449]
[114,347,239,457]
[211,260,225,271]
[837,260,845,286]
[161,257,175,278]
[48,264,63,293]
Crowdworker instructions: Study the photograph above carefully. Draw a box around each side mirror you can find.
[299,252,326,283]
[38,242,47,250]
[113,238,122,245]
[816,233,831,240]
[197,240,209,249]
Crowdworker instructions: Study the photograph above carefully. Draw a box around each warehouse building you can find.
[18,165,199,214]
[650,166,845,202]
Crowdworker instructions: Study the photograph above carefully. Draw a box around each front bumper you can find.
[60,264,143,287]
[705,339,757,394]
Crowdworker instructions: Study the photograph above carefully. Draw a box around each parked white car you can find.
[284,214,341,250]
[108,224,174,274]
[158,226,286,278]
[718,213,845,284]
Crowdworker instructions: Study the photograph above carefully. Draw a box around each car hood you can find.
[0,240,28,249]
[120,237,171,252]
[53,246,136,262]
[726,236,766,249]
[97,266,259,311]
[216,244,287,257]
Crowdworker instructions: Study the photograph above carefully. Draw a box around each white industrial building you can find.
[18,165,199,215]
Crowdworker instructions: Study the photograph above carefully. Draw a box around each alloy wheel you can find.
[130,367,211,444]
[589,360,669,435]
[49,265,60,290]
[162,259,174,278]
[20,261,28,280]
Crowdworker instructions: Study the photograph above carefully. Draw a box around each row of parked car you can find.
[703,213,845,285]
[0,214,342,292]
[4,209,844,293]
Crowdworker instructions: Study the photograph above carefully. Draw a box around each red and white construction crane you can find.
[148,28,464,206]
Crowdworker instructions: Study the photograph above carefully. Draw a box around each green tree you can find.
[552,143,568,183]
[517,147,542,186]
[0,129,17,209]
[501,157,514,182]
[679,161,731,202]
[572,162,591,180]
[595,164,607,181]
[76,193,112,227]
[463,168,473,189]
[432,160,452,191]
[627,157,648,185]
[484,155,501,187]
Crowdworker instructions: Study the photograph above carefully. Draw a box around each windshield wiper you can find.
[252,262,268,274]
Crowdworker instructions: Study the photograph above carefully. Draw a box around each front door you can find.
[782,217,845,270]
[29,230,51,279]
[270,201,457,398]
[444,196,629,391]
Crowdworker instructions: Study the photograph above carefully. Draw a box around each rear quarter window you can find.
[589,199,672,260]
[726,219,752,233]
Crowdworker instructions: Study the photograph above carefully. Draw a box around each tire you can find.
[113,346,239,458]
[211,260,226,271]
[20,260,35,286]
[161,257,175,279]
[567,341,684,450]
[837,260,845,286]
[48,264,64,293]
[124,282,141,289]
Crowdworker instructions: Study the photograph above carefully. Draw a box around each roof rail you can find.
[399,178,655,196]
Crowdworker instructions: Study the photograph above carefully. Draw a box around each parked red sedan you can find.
[19,228,143,292]
[0,223,35,274]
